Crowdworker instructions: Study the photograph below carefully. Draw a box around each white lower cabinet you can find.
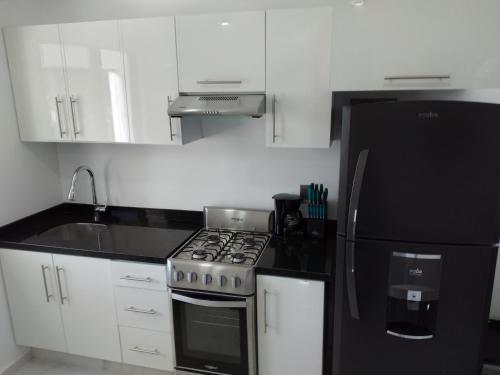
[111,260,173,371]
[0,250,67,352]
[257,275,325,375]
[53,254,121,362]
[0,249,121,362]
[120,326,173,371]
[0,250,175,370]
[114,287,170,332]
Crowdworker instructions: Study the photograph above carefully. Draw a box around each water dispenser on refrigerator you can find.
[386,252,442,340]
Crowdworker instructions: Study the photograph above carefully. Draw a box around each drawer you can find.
[111,261,167,291]
[120,326,173,371]
[115,287,170,332]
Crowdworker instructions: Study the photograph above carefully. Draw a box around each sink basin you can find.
[34,222,109,242]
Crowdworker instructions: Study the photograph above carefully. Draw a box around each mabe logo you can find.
[418,111,439,120]
[409,268,423,277]
[231,217,244,222]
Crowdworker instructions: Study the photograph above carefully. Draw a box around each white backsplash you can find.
[57,117,340,217]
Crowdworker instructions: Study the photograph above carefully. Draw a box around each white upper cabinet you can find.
[4,25,72,142]
[331,0,500,91]
[119,17,200,145]
[60,20,129,142]
[0,249,67,352]
[120,17,179,145]
[266,7,333,148]
[176,11,266,93]
[257,275,324,375]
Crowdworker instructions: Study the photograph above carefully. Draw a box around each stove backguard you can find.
[386,252,442,340]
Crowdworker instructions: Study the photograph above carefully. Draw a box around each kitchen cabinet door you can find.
[266,8,333,148]
[4,25,72,142]
[331,0,500,91]
[119,17,181,145]
[176,11,265,93]
[53,254,121,362]
[60,20,129,143]
[257,275,324,375]
[0,249,66,352]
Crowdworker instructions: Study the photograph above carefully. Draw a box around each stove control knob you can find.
[231,276,242,289]
[217,275,227,287]
[187,272,198,283]
[202,274,212,285]
[173,270,184,282]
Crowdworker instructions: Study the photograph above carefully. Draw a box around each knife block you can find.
[306,219,327,239]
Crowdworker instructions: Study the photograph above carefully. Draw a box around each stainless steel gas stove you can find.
[167,207,272,375]
[167,207,272,296]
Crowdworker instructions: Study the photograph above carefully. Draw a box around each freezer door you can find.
[337,101,500,245]
[333,237,496,375]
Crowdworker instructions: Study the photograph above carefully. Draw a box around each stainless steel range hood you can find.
[168,95,266,118]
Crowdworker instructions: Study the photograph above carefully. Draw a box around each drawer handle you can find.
[196,80,242,85]
[129,346,160,355]
[384,75,451,81]
[120,275,153,283]
[125,307,158,315]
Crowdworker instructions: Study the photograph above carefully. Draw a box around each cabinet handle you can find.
[41,265,53,303]
[54,97,66,139]
[263,289,269,334]
[120,275,153,283]
[167,96,175,142]
[196,80,242,85]
[272,95,278,143]
[56,266,68,304]
[129,346,160,355]
[70,95,80,138]
[125,307,158,315]
[384,75,451,81]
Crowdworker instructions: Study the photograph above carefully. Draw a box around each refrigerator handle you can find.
[347,149,369,241]
[346,242,360,319]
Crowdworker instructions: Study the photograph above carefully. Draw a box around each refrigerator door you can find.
[337,101,500,245]
[334,237,497,375]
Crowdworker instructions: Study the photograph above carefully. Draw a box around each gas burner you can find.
[231,252,246,264]
[242,236,256,247]
[207,234,220,244]
[192,249,208,260]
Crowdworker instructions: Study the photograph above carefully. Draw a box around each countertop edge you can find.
[0,240,171,264]
[255,266,331,282]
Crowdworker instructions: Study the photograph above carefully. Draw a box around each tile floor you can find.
[6,354,500,375]
[5,350,173,375]
[7,360,174,375]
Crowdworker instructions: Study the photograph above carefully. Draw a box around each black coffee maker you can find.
[272,193,303,236]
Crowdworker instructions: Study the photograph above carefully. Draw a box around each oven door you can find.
[171,290,255,375]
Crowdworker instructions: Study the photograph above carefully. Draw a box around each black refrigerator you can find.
[334,101,500,375]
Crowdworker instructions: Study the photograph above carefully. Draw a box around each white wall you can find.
[57,119,340,216]
[0,2,62,371]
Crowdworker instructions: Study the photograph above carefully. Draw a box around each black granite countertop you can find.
[256,221,336,281]
[0,203,203,264]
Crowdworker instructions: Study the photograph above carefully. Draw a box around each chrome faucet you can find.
[67,166,107,222]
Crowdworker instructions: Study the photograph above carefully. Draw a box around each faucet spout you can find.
[67,166,106,221]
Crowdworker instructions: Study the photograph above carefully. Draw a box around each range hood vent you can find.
[168,94,266,118]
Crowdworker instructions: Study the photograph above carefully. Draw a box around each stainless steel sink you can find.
[35,222,109,242]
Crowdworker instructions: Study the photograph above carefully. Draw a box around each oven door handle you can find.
[171,293,247,308]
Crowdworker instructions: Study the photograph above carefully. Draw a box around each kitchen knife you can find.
[314,184,319,218]
[323,188,329,219]
[318,184,324,219]
[308,183,314,218]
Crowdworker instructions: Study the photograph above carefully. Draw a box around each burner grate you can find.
[175,229,270,266]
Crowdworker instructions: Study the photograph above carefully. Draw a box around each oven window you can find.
[173,293,249,375]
